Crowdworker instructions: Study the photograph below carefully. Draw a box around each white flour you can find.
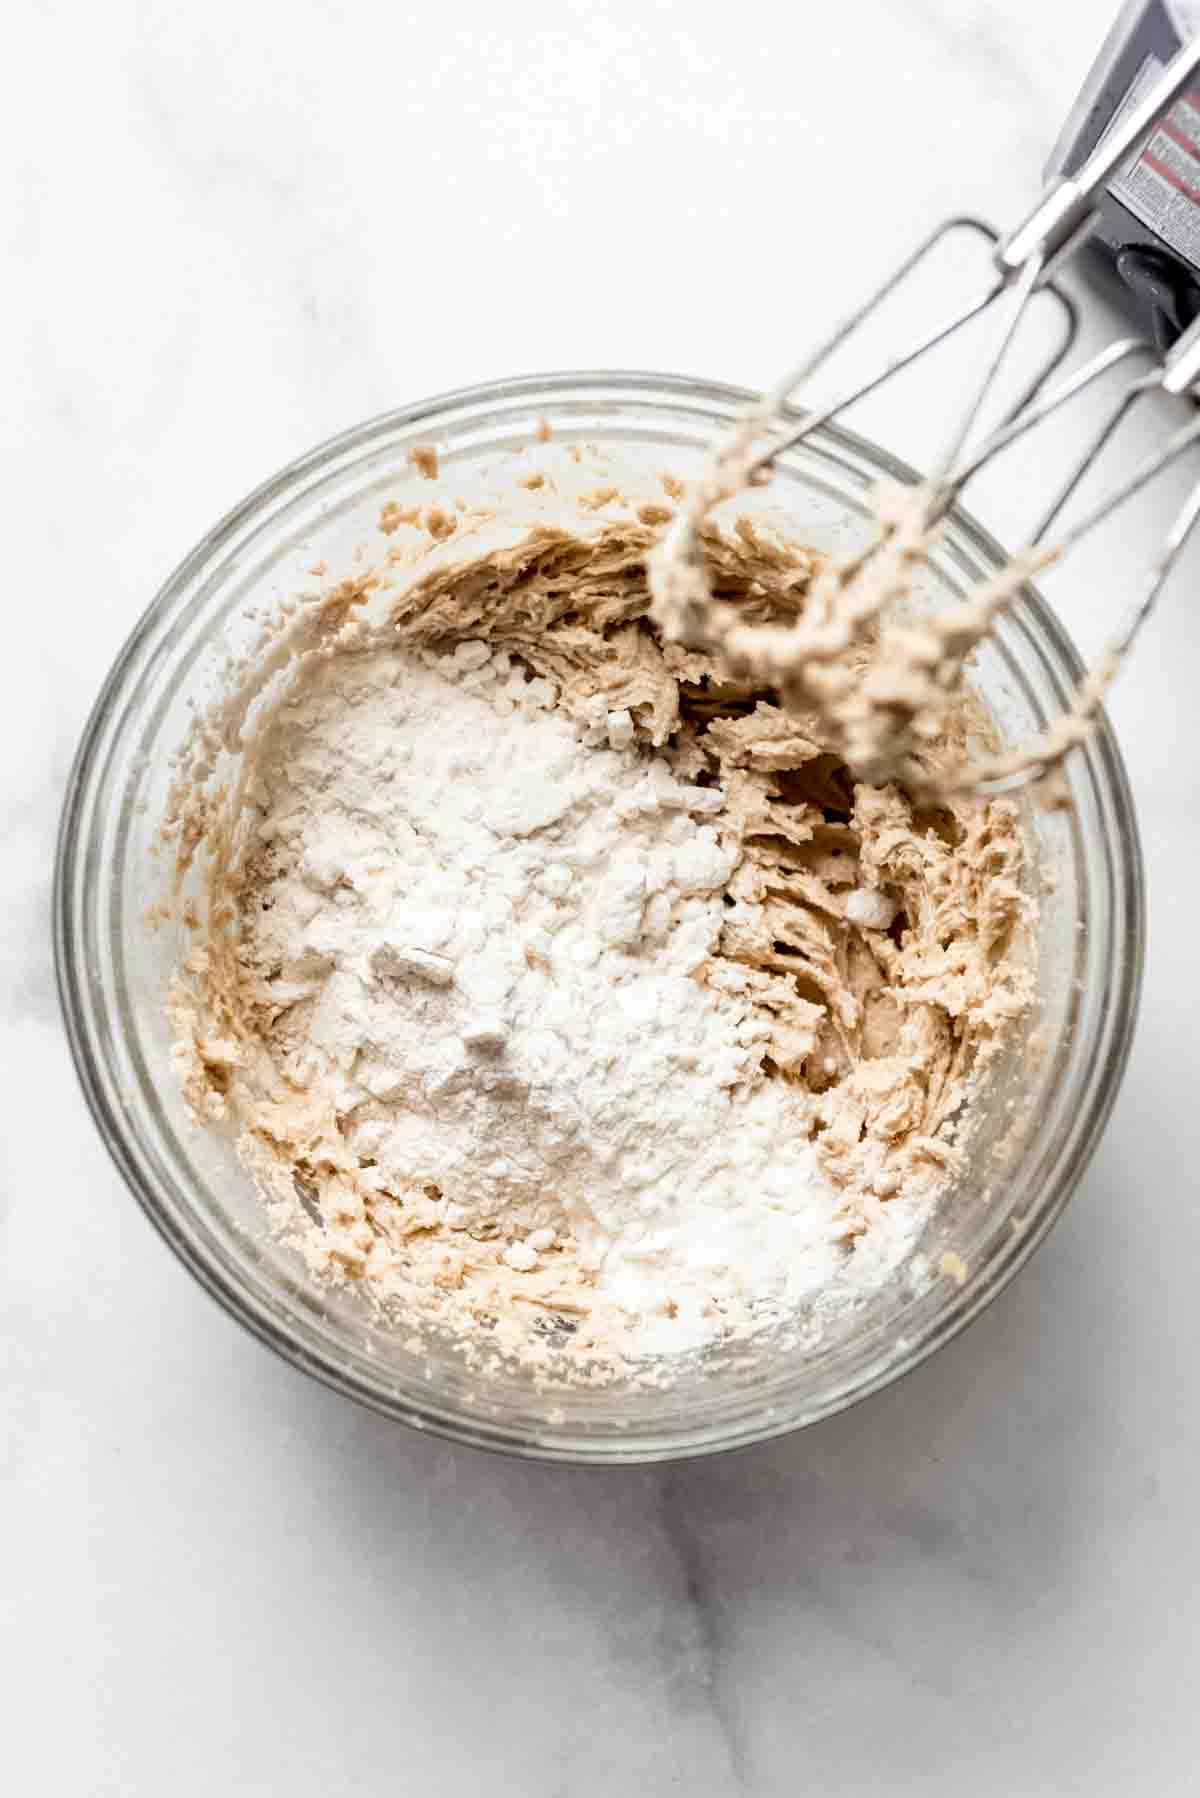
[241,638,867,1354]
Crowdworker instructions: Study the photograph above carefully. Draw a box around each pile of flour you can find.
[239,638,872,1355]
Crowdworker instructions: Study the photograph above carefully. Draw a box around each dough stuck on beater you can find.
[648,440,1124,800]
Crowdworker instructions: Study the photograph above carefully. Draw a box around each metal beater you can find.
[661,38,1200,795]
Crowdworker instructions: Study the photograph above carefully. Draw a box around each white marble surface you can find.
[6,1,1200,1790]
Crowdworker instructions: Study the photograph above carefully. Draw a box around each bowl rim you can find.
[53,368,1146,1464]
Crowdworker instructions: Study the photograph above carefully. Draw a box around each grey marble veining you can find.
[5,0,1200,1791]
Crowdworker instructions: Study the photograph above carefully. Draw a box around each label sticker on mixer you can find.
[1107,54,1200,267]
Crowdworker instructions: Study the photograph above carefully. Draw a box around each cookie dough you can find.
[162,444,1034,1384]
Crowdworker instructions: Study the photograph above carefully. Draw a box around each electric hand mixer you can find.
[649,38,1200,796]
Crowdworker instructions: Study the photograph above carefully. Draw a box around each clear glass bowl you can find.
[54,373,1144,1463]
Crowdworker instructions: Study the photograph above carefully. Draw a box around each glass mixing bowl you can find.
[54,373,1144,1463]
